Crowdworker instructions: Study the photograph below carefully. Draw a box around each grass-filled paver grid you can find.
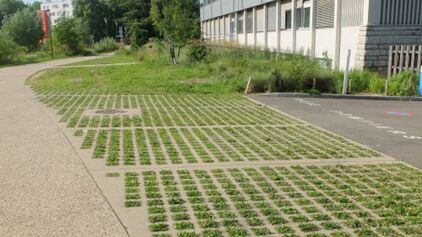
[38,93,301,127]
[37,92,382,166]
[120,163,422,237]
[79,126,379,166]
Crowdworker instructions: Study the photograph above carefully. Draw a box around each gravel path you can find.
[0,58,128,237]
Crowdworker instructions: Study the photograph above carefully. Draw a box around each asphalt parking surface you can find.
[250,94,422,169]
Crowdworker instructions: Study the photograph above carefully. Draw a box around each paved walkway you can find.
[0,58,128,237]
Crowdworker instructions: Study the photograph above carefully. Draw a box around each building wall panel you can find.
[316,0,335,28]
[339,26,360,69]
[222,0,235,15]
[341,0,364,27]
[247,33,255,47]
[296,29,311,54]
[380,0,422,25]
[212,1,221,18]
[256,32,265,48]
[267,31,278,50]
[315,28,336,59]
[280,30,293,52]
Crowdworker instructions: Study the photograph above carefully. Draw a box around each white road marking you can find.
[330,110,420,141]
[294,98,321,107]
[403,136,422,140]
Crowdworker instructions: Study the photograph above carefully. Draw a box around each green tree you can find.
[1,8,43,51]
[54,17,82,55]
[75,17,94,45]
[150,0,199,64]
[0,0,26,26]
[73,0,110,41]
[117,0,155,47]
[128,20,149,49]
[0,31,21,63]
[31,1,41,11]
[74,0,156,46]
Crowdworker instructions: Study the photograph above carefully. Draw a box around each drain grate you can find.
[95,109,127,115]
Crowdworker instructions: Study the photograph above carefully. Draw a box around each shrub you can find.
[54,18,82,55]
[188,41,210,62]
[388,71,419,96]
[279,54,320,92]
[303,69,337,93]
[1,8,44,51]
[349,70,385,93]
[249,71,279,93]
[0,31,21,63]
[128,21,149,50]
[94,37,118,53]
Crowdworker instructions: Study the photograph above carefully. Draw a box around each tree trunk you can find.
[169,43,178,65]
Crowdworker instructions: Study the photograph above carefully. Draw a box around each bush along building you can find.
[200,0,422,73]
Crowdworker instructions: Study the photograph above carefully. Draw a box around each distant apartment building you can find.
[40,0,73,26]
[200,0,422,72]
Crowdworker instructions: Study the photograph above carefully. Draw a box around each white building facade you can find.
[200,0,422,72]
[40,0,74,26]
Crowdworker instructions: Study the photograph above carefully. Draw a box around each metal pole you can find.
[342,49,351,95]
[47,10,54,59]
[104,18,109,50]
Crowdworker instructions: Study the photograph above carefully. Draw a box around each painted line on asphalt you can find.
[330,110,421,140]
[294,98,321,107]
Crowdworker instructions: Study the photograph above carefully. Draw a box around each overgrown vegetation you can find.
[93,37,119,53]
[30,42,421,96]
[387,71,419,96]
[54,18,83,55]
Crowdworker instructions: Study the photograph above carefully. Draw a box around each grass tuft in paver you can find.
[124,172,141,207]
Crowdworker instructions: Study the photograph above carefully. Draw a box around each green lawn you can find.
[28,46,286,94]
[29,62,246,95]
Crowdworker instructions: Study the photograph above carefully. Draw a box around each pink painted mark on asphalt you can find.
[384,111,415,118]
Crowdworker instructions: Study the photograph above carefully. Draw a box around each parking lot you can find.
[250,94,422,169]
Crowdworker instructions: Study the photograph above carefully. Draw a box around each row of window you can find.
[41,3,70,10]
[204,5,311,36]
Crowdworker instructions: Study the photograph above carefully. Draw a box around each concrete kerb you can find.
[257,92,422,102]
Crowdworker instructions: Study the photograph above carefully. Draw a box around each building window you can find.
[267,3,277,31]
[219,17,224,35]
[285,7,311,29]
[246,9,253,33]
[237,12,244,34]
[297,7,311,28]
[230,14,235,35]
[285,10,292,29]
[214,19,217,36]
[256,7,264,32]
[225,16,230,35]
[303,7,311,28]
[296,9,302,28]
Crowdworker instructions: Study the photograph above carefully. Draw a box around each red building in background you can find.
[37,10,50,43]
